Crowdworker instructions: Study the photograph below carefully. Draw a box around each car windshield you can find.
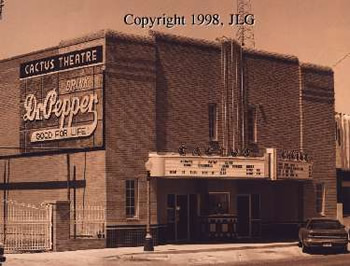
[309,220,342,230]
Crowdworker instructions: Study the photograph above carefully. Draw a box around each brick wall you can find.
[244,51,301,151]
[301,64,336,218]
[0,150,106,206]
[104,34,157,226]
[244,51,336,219]
[52,201,106,251]
[153,34,223,153]
[0,48,58,156]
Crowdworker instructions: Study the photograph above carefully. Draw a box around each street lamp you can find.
[144,170,154,251]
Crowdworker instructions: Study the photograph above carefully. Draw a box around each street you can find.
[237,253,350,266]
[5,243,350,266]
[235,250,350,266]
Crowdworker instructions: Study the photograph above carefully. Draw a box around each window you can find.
[208,104,218,141]
[126,179,138,218]
[343,187,350,215]
[208,192,229,215]
[247,106,257,143]
[309,220,342,230]
[316,183,326,215]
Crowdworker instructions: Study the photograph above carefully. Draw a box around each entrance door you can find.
[189,194,198,240]
[237,194,261,237]
[250,194,261,237]
[167,194,198,242]
[176,195,189,241]
[237,195,250,236]
[167,194,176,241]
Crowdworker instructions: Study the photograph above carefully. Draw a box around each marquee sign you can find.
[19,45,104,152]
[146,153,269,179]
[146,148,313,181]
[20,46,103,79]
[277,160,312,179]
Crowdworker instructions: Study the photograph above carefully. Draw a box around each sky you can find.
[0,0,349,113]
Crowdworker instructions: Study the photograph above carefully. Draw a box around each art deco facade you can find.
[0,30,337,248]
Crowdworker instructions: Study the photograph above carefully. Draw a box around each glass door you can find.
[237,194,261,237]
[237,195,250,237]
[167,194,196,242]
[176,194,189,241]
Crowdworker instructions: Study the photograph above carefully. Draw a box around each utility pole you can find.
[236,0,255,48]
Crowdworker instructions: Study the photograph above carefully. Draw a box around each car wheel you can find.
[341,245,348,253]
[302,242,309,253]
[297,240,302,247]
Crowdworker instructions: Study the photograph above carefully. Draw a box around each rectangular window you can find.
[126,179,138,218]
[316,183,326,215]
[343,187,350,215]
[209,104,218,141]
[247,106,257,143]
[208,192,230,215]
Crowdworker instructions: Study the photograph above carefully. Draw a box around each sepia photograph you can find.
[0,0,349,265]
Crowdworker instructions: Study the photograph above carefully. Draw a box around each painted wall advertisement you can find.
[19,46,104,152]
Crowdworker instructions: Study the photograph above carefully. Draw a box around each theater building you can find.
[0,30,337,249]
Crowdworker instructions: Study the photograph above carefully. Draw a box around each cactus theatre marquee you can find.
[19,46,104,152]
[145,148,313,181]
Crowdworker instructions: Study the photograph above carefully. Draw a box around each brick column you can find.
[51,201,70,251]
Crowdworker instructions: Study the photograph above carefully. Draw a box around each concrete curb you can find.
[110,242,298,258]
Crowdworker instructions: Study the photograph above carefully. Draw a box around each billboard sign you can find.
[19,46,104,152]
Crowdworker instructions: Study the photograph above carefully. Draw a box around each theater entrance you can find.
[167,194,198,242]
[237,194,261,237]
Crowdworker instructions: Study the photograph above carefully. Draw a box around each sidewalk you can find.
[115,241,298,255]
[5,241,299,266]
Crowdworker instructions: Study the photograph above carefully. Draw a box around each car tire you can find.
[302,242,309,253]
[341,245,348,253]
[297,241,302,248]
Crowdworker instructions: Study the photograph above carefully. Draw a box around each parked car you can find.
[298,218,349,253]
